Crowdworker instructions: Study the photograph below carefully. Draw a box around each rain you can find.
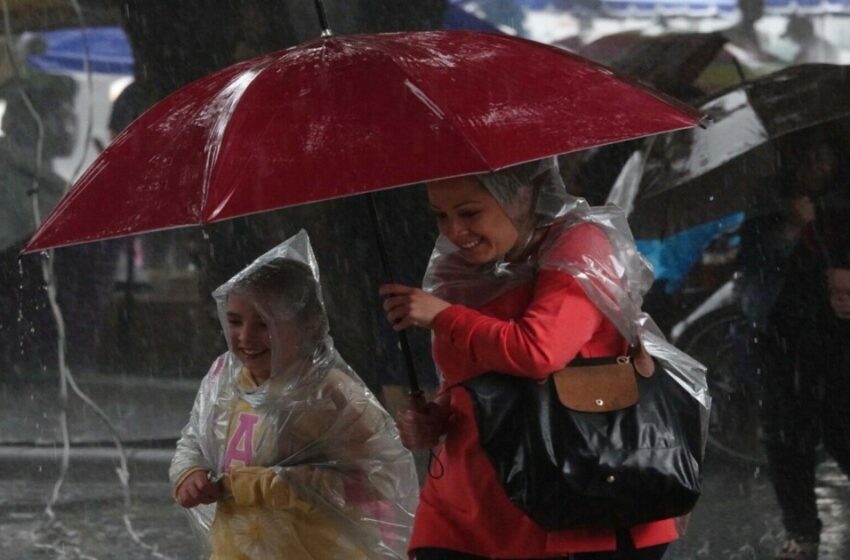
[1,1,849,559]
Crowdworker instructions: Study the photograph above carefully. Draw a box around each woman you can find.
[381,159,698,559]
[171,231,418,559]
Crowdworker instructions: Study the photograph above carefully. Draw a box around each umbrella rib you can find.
[200,56,280,221]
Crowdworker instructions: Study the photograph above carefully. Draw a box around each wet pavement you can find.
[666,457,849,560]
[0,372,197,446]
[1,372,849,559]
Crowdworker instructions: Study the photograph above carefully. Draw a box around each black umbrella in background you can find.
[561,32,727,204]
[579,31,729,98]
[626,64,850,241]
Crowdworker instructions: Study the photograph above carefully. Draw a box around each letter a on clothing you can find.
[223,411,259,472]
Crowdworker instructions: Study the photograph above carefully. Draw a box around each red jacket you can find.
[410,224,678,557]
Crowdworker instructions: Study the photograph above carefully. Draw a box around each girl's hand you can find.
[379,283,451,331]
[396,400,450,450]
[176,470,221,508]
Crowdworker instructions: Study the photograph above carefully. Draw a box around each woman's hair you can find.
[232,258,328,346]
[474,157,572,235]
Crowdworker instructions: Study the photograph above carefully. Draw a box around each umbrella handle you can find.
[368,193,422,396]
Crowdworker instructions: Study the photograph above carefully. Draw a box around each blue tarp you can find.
[27,26,133,75]
[636,212,744,292]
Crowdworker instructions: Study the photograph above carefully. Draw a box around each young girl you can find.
[381,158,707,559]
[170,230,418,560]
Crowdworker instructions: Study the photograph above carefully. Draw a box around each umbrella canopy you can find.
[25,30,699,253]
[628,64,850,240]
[558,32,725,206]
[579,31,728,99]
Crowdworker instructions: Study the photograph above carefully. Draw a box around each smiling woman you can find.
[380,158,708,560]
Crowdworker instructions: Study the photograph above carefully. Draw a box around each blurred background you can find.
[1,1,849,558]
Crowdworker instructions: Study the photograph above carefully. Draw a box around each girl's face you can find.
[225,293,300,382]
[427,176,520,264]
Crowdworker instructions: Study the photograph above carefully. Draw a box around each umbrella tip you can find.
[698,114,714,130]
[313,0,333,37]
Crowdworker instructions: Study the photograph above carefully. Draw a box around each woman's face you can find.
[225,293,300,382]
[427,176,519,264]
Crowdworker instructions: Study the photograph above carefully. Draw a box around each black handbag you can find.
[463,352,704,530]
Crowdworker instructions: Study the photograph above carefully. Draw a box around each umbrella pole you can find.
[367,193,424,401]
[312,0,333,37]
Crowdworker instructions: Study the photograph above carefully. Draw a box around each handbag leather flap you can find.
[552,357,638,412]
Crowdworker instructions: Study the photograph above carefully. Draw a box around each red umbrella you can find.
[25,30,700,253]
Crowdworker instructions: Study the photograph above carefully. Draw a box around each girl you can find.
[171,230,418,559]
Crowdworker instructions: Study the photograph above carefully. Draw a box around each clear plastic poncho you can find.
[170,230,418,559]
[423,157,711,462]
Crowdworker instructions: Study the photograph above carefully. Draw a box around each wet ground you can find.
[1,372,848,559]
[0,476,204,560]
[1,453,847,559]
[666,457,849,560]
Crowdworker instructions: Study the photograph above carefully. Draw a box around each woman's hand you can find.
[396,399,450,450]
[379,283,451,331]
[176,470,221,508]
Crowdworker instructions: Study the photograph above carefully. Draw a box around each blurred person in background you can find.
[783,16,841,64]
[0,54,76,374]
[759,130,850,560]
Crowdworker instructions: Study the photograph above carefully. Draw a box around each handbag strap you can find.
[566,345,655,378]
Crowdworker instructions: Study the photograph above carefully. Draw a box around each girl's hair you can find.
[233,258,328,346]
